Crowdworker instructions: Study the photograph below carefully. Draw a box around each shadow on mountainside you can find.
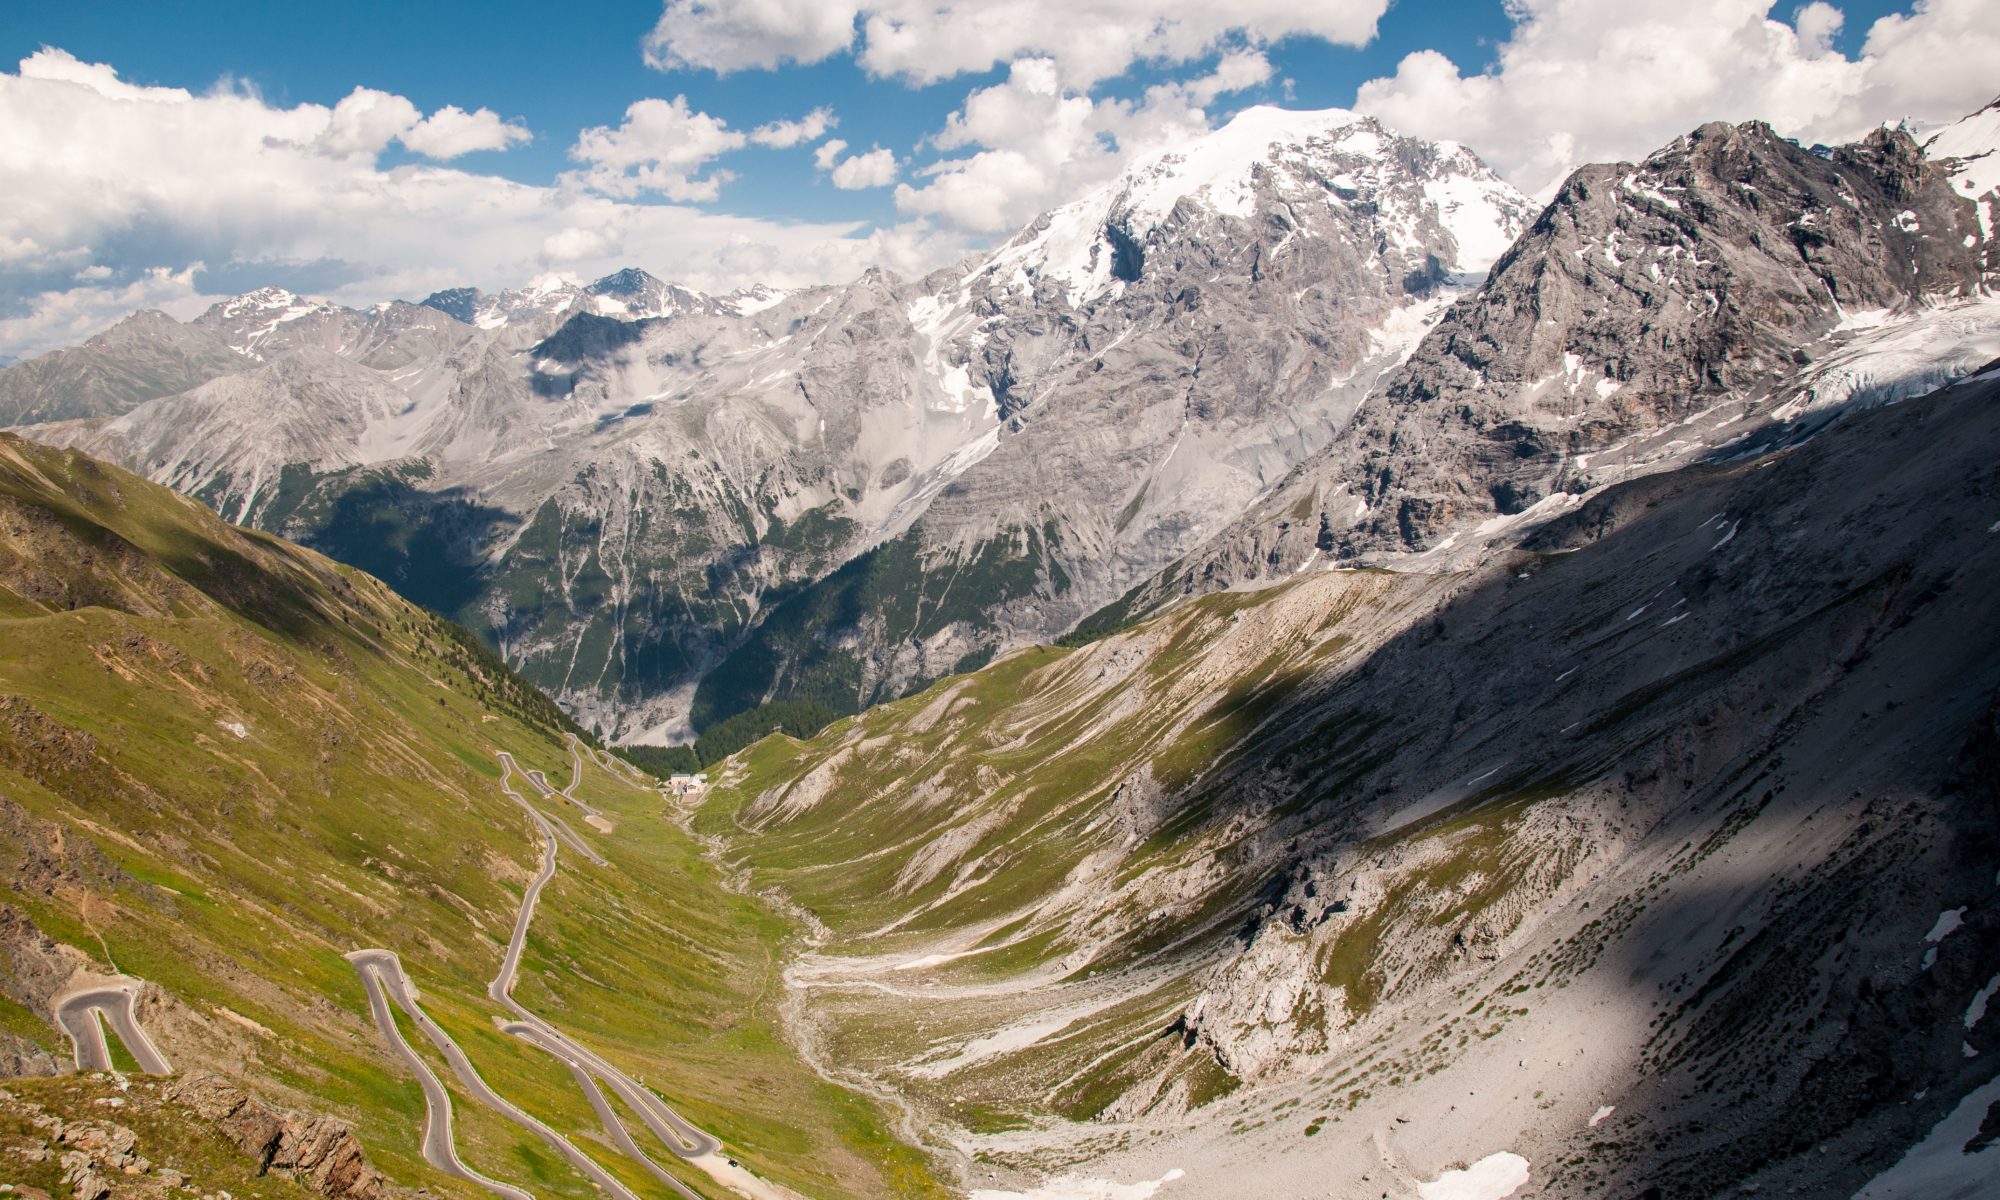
[282,476,516,624]
[1073,372,2000,1188]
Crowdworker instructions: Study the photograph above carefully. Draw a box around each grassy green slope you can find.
[697,371,2000,1196]
[0,432,941,1200]
[694,568,1445,1131]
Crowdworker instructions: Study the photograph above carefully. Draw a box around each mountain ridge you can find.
[0,106,1537,746]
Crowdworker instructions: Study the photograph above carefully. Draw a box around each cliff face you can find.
[1153,120,1995,605]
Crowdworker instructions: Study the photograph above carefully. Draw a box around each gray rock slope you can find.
[724,358,2000,1198]
[1,108,1532,744]
[692,109,1533,734]
[1126,118,1994,616]
[0,310,251,425]
[1181,365,2000,1196]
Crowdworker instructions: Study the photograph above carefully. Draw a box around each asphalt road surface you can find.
[349,747,734,1200]
[491,754,721,1160]
[54,982,171,1074]
[349,949,646,1200]
[347,951,532,1200]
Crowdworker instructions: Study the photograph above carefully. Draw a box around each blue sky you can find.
[0,0,1991,357]
[4,0,1511,226]
[0,0,1913,226]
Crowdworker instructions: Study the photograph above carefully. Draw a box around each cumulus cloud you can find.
[319,88,423,157]
[565,95,749,200]
[403,105,533,158]
[311,85,528,161]
[814,137,900,189]
[0,265,209,364]
[0,50,964,359]
[750,105,837,147]
[830,146,899,188]
[1794,2,1844,57]
[1353,0,2000,198]
[892,51,1266,232]
[1857,0,2000,118]
[646,0,859,73]
[646,0,1383,86]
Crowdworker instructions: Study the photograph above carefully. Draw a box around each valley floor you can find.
[696,364,2000,1199]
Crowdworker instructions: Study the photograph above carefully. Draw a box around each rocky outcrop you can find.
[0,1030,62,1077]
[166,1075,386,1200]
[1,1078,386,1200]
[1147,118,1995,604]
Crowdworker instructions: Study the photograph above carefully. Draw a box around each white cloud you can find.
[750,105,837,147]
[0,50,968,359]
[1353,0,2000,199]
[1855,0,2000,119]
[646,0,1384,87]
[319,88,423,157]
[565,95,747,200]
[892,51,1262,233]
[830,146,899,188]
[646,0,859,73]
[1794,2,1844,57]
[313,86,529,161]
[1184,47,1275,105]
[0,265,210,362]
[540,226,616,264]
[814,138,849,170]
[403,105,533,158]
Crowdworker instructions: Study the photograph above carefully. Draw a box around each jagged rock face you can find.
[188,290,477,372]
[417,266,746,330]
[1928,95,2000,276]
[1154,119,1995,600]
[931,107,1534,575]
[168,1075,386,1200]
[0,311,248,425]
[700,108,1535,724]
[1,108,1532,742]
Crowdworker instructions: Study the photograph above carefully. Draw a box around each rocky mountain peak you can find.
[1924,96,2000,274]
[582,266,720,320]
[960,106,1534,315]
[416,285,481,323]
[587,266,660,296]
[191,287,348,359]
[1140,116,1996,608]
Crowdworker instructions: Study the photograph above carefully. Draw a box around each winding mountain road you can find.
[491,755,721,1161]
[503,1021,707,1200]
[500,750,607,862]
[521,735,607,822]
[351,744,750,1200]
[348,948,648,1200]
[347,951,532,1200]
[54,981,171,1074]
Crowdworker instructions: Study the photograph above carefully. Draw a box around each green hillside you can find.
[0,432,941,1200]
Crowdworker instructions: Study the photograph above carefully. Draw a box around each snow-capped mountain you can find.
[0,106,1539,742]
[8,104,1988,749]
[968,106,1527,312]
[1133,112,1998,611]
[1926,94,2000,275]
[417,267,745,332]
